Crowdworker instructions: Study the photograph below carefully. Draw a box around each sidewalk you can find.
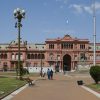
[3,73,100,100]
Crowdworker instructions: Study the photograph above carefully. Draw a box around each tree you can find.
[90,65,100,84]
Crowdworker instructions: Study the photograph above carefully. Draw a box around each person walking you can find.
[42,70,46,77]
[47,69,51,80]
[50,69,53,80]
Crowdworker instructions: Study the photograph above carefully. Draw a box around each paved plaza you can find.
[3,73,100,100]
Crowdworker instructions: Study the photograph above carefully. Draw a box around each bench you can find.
[24,77,34,86]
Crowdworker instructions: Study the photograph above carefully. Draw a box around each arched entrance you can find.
[63,54,71,71]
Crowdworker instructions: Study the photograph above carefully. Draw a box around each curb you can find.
[81,85,100,98]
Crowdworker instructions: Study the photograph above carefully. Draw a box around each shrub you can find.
[90,65,100,84]
[21,68,29,76]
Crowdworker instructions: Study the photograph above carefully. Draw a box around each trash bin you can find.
[77,80,83,85]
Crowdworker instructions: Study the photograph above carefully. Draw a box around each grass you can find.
[0,71,40,77]
[0,72,16,76]
[0,72,40,99]
[86,83,100,93]
[0,77,26,99]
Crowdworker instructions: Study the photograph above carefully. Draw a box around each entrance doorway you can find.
[63,54,71,71]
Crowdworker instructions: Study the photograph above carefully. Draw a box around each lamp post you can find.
[14,8,25,79]
[55,57,59,72]
[93,0,96,66]
[40,51,42,77]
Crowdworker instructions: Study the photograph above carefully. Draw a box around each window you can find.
[90,55,93,60]
[38,54,41,59]
[57,44,60,49]
[31,54,34,59]
[4,54,7,59]
[42,54,45,59]
[49,53,54,60]
[49,44,54,49]
[49,62,54,67]
[61,43,73,49]
[57,55,60,60]
[27,54,31,59]
[74,55,77,60]
[80,44,85,49]
[34,54,37,59]
[16,53,18,60]
[80,53,85,61]
[12,53,15,60]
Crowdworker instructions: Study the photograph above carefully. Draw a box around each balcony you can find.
[47,57,61,61]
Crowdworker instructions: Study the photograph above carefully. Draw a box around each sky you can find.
[0,0,100,43]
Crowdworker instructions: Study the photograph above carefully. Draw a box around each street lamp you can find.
[14,8,25,79]
[40,51,43,77]
[93,0,96,66]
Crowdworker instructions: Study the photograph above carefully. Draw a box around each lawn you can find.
[0,71,40,77]
[0,77,26,99]
[87,83,100,93]
[0,72,40,99]
[0,72,16,76]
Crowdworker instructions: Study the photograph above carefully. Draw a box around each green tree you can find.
[90,65,100,84]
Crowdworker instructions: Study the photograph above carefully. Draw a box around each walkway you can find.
[7,73,100,100]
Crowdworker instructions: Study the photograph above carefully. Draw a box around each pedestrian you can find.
[50,69,53,80]
[47,68,51,80]
[42,70,45,77]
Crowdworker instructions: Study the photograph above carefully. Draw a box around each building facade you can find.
[0,34,100,71]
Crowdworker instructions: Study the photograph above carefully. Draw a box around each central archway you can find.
[63,54,71,71]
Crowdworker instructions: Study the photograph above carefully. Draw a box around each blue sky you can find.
[0,0,100,43]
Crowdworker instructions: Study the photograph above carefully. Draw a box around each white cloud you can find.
[95,2,100,9]
[69,2,100,14]
[84,2,100,14]
[70,4,83,13]
[84,6,92,14]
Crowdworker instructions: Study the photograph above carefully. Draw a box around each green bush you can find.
[90,65,100,84]
[20,68,29,76]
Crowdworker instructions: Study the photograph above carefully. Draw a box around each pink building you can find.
[0,34,100,71]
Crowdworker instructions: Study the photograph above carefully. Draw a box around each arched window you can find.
[38,54,41,59]
[49,53,53,60]
[31,54,34,59]
[16,53,18,60]
[57,55,60,60]
[42,54,45,59]
[27,54,31,59]
[71,44,73,49]
[34,54,37,59]
[4,54,7,59]
[12,53,15,60]
[1,53,3,59]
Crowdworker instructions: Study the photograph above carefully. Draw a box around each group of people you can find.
[47,69,53,80]
[40,69,53,80]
